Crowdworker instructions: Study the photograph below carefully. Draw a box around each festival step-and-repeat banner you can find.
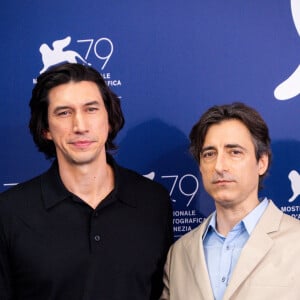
[1,0,300,239]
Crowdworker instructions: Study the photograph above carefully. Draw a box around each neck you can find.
[215,198,260,236]
[58,157,114,209]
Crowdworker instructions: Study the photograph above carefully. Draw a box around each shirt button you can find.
[94,212,99,217]
[94,235,101,242]
[221,276,226,282]
[226,245,230,250]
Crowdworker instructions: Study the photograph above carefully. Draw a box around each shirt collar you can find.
[203,211,217,240]
[41,154,135,210]
[242,197,269,234]
[203,198,269,239]
[41,160,71,209]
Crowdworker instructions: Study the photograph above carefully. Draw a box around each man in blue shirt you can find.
[161,102,300,300]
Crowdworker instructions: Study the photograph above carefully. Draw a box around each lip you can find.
[70,140,94,148]
[213,180,234,185]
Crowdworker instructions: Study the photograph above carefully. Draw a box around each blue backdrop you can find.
[1,0,300,239]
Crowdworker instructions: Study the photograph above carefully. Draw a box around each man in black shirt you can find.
[0,63,173,300]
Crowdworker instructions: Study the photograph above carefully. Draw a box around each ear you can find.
[258,153,269,176]
[42,129,52,141]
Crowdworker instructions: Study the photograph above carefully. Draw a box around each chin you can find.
[214,195,235,206]
[67,155,98,166]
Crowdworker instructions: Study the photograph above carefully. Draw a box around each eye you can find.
[201,150,216,160]
[229,148,243,157]
[56,110,71,117]
[86,107,99,113]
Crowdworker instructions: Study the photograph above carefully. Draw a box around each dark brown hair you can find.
[29,63,124,159]
[189,102,272,189]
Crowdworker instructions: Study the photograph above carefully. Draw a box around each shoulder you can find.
[163,221,207,274]
[263,200,300,240]
[281,211,300,231]
[0,175,42,212]
[108,154,169,195]
[117,165,170,197]
[266,200,300,228]
[114,165,173,221]
[171,219,208,253]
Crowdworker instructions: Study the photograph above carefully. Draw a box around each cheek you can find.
[46,124,70,141]
[200,163,213,174]
[199,166,211,182]
[99,119,110,134]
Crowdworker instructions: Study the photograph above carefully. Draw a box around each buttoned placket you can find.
[217,223,244,299]
[90,209,102,251]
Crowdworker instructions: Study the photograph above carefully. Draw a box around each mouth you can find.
[70,140,94,148]
[213,180,234,185]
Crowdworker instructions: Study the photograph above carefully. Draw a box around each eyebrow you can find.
[201,144,246,153]
[84,100,101,107]
[52,101,101,114]
[201,146,215,154]
[225,144,247,151]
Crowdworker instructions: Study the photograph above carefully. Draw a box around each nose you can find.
[214,152,228,174]
[73,112,88,133]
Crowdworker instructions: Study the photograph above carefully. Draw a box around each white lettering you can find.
[281,206,300,212]
[173,210,196,217]
[106,80,122,86]
[101,72,111,79]
[173,217,205,225]
[173,225,192,232]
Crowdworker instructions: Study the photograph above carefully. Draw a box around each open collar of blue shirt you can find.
[203,198,269,240]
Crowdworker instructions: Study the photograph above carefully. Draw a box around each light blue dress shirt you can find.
[203,198,269,300]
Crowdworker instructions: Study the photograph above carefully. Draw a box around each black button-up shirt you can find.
[0,156,173,300]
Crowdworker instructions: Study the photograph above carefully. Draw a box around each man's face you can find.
[199,119,268,209]
[45,80,110,167]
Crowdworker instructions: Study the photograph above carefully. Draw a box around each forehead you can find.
[48,81,103,106]
[203,119,254,147]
